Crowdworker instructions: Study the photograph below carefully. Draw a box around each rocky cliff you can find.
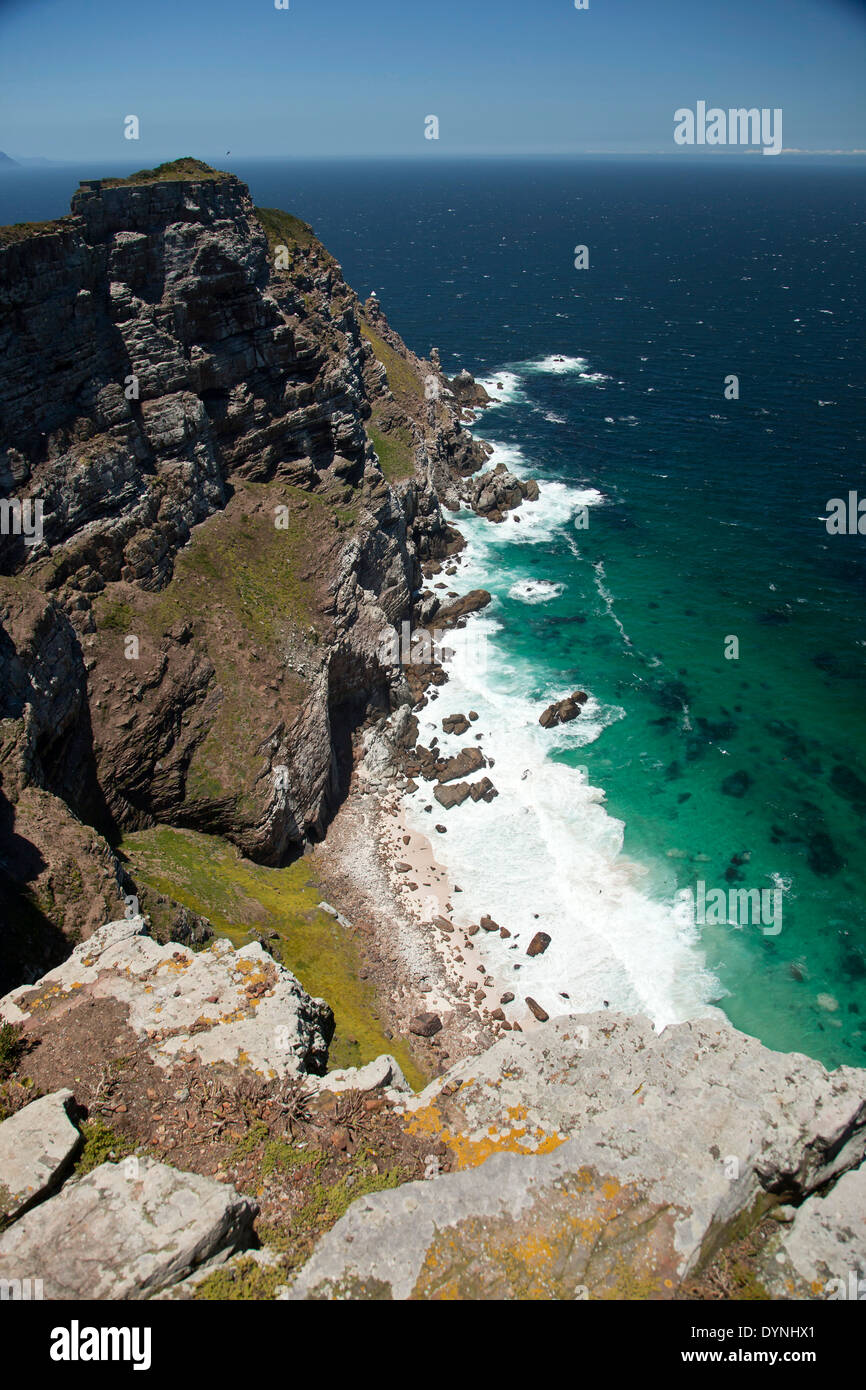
[3,933,865,1301]
[0,158,495,990]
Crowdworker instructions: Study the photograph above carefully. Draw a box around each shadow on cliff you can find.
[0,786,69,995]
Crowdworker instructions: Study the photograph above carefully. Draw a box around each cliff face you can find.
[0,159,485,987]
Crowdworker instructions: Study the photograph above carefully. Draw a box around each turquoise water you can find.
[4,157,865,1065]
[456,370,866,1066]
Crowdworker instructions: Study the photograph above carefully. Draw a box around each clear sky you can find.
[1,0,865,160]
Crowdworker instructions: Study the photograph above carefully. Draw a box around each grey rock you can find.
[287,1012,866,1299]
[755,1166,866,1300]
[0,1090,81,1223]
[0,1157,258,1300]
[1,916,333,1079]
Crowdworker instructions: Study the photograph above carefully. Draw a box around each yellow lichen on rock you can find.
[403,1100,566,1170]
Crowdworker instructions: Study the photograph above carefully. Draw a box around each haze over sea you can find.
[3,155,865,1067]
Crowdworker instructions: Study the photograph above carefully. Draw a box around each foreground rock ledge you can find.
[286,1013,866,1300]
[0,915,410,1098]
[0,1089,81,1222]
[0,1157,257,1300]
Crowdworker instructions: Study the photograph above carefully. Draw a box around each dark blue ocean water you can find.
[3,157,865,1064]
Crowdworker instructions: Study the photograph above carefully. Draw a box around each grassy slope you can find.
[121,825,427,1089]
[100,157,232,187]
[359,322,424,482]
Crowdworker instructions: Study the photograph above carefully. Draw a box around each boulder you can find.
[0,1090,81,1223]
[462,465,540,523]
[409,1013,442,1038]
[433,590,491,629]
[526,932,551,958]
[316,1054,410,1099]
[434,747,485,784]
[539,691,589,729]
[469,777,498,803]
[754,1166,866,1299]
[433,781,472,809]
[0,1157,258,1300]
[449,370,491,408]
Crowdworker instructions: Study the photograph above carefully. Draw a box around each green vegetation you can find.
[120,825,427,1088]
[0,218,69,247]
[193,1133,412,1297]
[75,1119,136,1175]
[360,321,425,401]
[96,598,135,633]
[140,481,343,809]
[0,1023,24,1080]
[298,1165,405,1227]
[368,422,416,483]
[148,482,342,645]
[192,1254,290,1301]
[101,158,230,188]
[232,1121,270,1162]
[261,1138,326,1177]
[255,206,335,266]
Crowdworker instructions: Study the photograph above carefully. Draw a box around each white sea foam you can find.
[524,354,590,374]
[475,371,524,405]
[403,610,720,1029]
[592,558,633,648]
[473,478,605,549]
[483,440,532,476]
[479,355,610,405]
[578,370,611,384]
[508,579,565,604]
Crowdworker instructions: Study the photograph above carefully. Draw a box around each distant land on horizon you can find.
[0,152,81,168]
[2,149,866,171]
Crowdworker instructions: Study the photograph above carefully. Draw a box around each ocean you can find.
[3,155,865,1067]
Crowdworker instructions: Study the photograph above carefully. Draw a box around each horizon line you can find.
[5,148,866,167]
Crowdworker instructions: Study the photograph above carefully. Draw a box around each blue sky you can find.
[1,0,865,160]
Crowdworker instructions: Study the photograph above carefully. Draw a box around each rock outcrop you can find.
[755,1167,866,1300]
[286,1013,866,1299]
[539,690,589,728]
[461,462,539,522]
[0,1088,81,1222]
[1,914,335,1078]
[0,1156,258,1299]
